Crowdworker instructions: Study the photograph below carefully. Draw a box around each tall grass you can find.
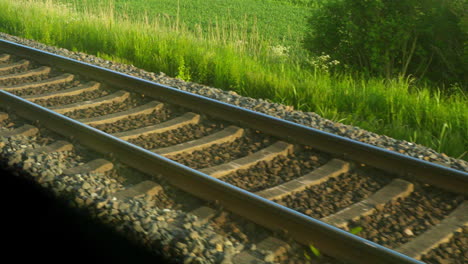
[53,0,312,51]
[0,0,466,159]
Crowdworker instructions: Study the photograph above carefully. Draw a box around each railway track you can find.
[0,39,466,264]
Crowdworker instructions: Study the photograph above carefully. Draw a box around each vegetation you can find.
[304,226,362,262]
[0,0,465,160]
[53,0,313,51]
[305,0,467,87]
[304,243,321,262]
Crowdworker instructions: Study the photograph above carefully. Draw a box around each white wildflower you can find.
[307,53,341,73]
[270,45,290,57]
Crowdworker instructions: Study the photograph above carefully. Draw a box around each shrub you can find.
[304,0,467,88]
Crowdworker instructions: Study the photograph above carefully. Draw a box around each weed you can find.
[349,226,363,235]
[304,243,321,263]
[303,226,363,263]
[176,57,191,82]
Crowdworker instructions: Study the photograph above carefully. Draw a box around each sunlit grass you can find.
[52,0,312,51]
[0,0,466,160]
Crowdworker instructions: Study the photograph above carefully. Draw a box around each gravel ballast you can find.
[170,131,273,169]
[275,167,391,218]
[2,115,334,264]
[34,88,109,107]
[421,228,467,264]
[221,149,328,192]
[0,127,271,263]
[64,94,147,119]
[348,185,464,249]
[0,61,30,75]
[93,107,177,134]
[7,72,81,97]
[0,73,50,87]
[128,121,224,150]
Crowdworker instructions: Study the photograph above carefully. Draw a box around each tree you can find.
[304,0,467,88]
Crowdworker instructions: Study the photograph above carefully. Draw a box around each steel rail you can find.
[0,39,466,195]
[0,89,423,264]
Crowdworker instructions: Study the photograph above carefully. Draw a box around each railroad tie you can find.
[24,81,99,101]
[0,66,51,81]
[189,206,218,226]
[2,74,75,92]
[187,206,291,263]
[0,59,30,73]
[63,159,113,175]
[232,236,290,264]
[0,124,39,138]
[321,178,414,228]
[0,112,8,122]
[0,54,11,62]
[113,112,201,140]
[113,180,162,200]
[396,200,468,259]
[79,101,164,126]
[50,90,130,114]
[154,126,244,156]
[0,112,8,148]
[27,140,73,155]
[255,159,350,200]
[200,141,294,178]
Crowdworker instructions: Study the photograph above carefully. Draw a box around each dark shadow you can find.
[0,166,170,263]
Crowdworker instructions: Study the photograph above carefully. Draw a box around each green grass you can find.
[53,0,313,51]
[0,0,466,160]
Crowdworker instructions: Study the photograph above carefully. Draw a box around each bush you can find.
[304,0,467,88]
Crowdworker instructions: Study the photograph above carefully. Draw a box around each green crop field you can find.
[53,0,315,52]
[0,0,466,160]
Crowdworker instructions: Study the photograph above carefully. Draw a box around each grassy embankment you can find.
[0,0,466,159]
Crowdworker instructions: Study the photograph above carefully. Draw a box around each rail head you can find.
[0,39,465,194]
